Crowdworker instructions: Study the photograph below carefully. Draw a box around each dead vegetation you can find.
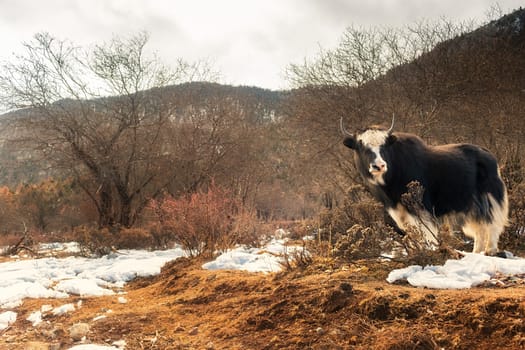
[2,256,525,349]
[0,8,524,350]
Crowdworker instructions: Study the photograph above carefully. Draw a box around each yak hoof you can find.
[494,250,513,259]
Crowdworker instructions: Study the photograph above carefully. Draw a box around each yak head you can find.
[340,116,396,186]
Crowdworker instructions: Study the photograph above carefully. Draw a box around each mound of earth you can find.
[2,257,525,349]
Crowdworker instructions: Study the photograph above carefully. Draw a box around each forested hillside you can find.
[285,8,525,249]
[0,9,523,252]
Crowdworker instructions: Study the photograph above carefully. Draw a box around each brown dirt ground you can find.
[2,257,525,350]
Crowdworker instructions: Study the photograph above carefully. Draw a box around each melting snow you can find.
[0,247,186,308]
[1,240,525,349]
[0,310,16,330]
[202,239,304,272]
[0,240,298,310]
[387,252,525,289]
[26,310,43,326]
[52,303,76,316]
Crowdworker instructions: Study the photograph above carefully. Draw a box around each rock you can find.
[69,323,90,341]
[188,326,199,335]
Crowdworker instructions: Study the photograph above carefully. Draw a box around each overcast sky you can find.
[0,0,523,90]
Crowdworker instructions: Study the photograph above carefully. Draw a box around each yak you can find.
[340,117,508,255]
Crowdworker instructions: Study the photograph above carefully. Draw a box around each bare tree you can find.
[286,18,473,114]
[283,18,479,222]
[0,32,214,228]
[160,83,279,210]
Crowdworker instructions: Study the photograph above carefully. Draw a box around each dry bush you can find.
[342,185,385,227]
[325,185,384,236]
[332,224,396,260]
[501,146,523,191]
[0,226,37,256]
[280,241,313,271]
[229,208,267,248]
[306,184,393,261]
[395,225,464,266]
[73,226,115,257]
[498,145,525,255]
[71,225,161,255]
[286,219,317,240]
[329,181,464,264]
[0,233,26,250]
[394,181,464,265]
[115,227,154,250]
[400,181,439,244]
[149,183,263,257]
[148,223,176,249]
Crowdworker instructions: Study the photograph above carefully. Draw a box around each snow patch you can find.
[39,242,81,254]
[0,311,17,330]
[387,252,525,289]
[0,245,185,308]
[52,303,76,315]
[26,310,43,326]
[55,278,116,297]
[386,265,423,283]
[202,239,305,272]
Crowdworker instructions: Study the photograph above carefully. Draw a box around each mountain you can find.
[339,7,525,147]
[2,8,525,188]
[0,83,288,187]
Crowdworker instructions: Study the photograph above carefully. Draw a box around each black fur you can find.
[348,131,506,223]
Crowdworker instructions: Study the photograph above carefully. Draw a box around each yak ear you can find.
[343,136,358,150]
[385,133,397,145]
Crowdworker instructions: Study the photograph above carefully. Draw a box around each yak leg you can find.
[484,193,508,256]
[387,204,438,246]
[462,221,487,254]
[463,193,508,255]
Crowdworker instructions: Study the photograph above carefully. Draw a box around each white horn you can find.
[340,117,353,137]
[387,114,395,134]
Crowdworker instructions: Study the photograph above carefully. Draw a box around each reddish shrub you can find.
[149,182,262,257]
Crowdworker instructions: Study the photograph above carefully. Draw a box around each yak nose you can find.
[371,161,387,172]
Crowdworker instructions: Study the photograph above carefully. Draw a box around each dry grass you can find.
[3,256,525,349]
